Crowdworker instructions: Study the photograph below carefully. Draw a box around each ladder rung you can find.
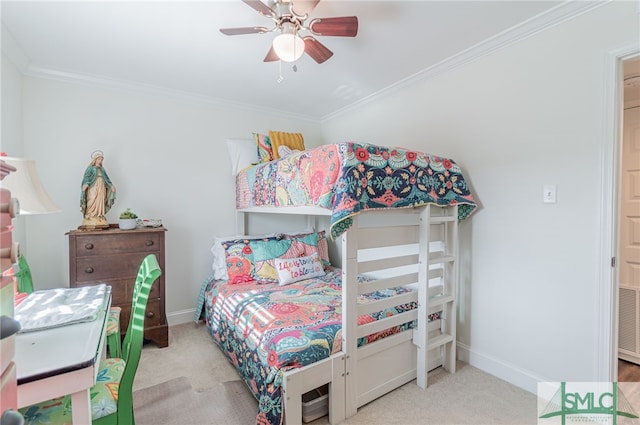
[430,216,456,223]
[428,294,454,308]
[427,333,454,350]
[428,254,456,264]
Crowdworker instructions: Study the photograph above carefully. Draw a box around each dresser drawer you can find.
[73,232,161,257]
[75,279,160,305]
[120,298,163,329]
[75,252,156,282]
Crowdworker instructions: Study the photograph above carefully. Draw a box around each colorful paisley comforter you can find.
[200,268,433,425]
[236,142,477,239]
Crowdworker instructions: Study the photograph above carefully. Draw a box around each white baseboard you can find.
[457,342,548,394]
[167,308,197,326]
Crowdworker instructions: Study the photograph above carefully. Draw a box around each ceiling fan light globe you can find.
[272,33,305,62]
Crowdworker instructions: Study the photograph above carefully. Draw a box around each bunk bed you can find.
[196,141,477,425]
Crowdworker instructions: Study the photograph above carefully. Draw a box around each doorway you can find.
[615,54,640,382]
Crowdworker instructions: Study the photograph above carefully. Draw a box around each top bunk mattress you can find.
[236,142,477,238]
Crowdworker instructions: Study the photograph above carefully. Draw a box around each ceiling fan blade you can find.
[263,46,279,62]
[220,26,269,36]
[291,0,320,17]
[242,0,275,17]
[309,16,358,37]
[303,36,333,64]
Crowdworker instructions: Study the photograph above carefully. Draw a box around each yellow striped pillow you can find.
[269,131,305,160]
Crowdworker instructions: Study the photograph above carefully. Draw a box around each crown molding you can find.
[2,21,318,124]
[21,65,320,123]
[2,24,30,71]
[321,0,609,122]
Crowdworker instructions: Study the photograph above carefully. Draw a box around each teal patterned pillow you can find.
[251,237,308,284]
[223,232,328,284]
[221,237,278,284]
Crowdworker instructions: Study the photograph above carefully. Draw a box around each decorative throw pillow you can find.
[251,237,306,284]
[254,132,274,163]
[316,230,330,267]
[268,131,305,160]
[284,230,330,267]
[276,253,325,286]
[277,145,301,159]
[221,236,281,284]
[212,233,277,281]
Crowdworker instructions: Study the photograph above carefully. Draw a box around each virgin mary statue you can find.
[80,150,116,229]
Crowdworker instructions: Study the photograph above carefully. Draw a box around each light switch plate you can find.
[543,184,557,203]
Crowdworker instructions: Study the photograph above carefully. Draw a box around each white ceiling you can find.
[3,0,590,121]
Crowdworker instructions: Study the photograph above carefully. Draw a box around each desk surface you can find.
[15,287,111,384]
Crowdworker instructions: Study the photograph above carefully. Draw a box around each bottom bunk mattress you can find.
[199,267,431,425]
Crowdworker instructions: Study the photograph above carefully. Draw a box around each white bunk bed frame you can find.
[236,204,459,425]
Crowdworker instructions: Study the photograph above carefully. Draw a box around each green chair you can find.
[106,306,123,358]
[14,254,123,358]
[18,254,162,425]
[14,254,34,294]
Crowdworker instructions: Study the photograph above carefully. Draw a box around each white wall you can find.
[1,53,26,247]
[17,77,322,324]
[321,1,638,391]
[2,53,23,156]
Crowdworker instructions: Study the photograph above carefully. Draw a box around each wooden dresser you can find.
[67,226,168,348]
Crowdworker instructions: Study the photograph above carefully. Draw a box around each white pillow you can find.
[275,252,325,286]
[226,139,257,176]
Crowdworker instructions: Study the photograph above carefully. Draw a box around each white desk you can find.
[15,286,111,424]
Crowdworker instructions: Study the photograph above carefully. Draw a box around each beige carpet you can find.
[133,376,259,425]
[134,323,538,425]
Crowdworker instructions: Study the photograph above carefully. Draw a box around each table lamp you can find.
[0,156,60,215]
[0,155,60,298]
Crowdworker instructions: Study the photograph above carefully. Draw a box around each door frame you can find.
[599,43,640,382]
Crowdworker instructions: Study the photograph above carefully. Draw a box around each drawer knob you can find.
[146,311,154,318]
[85,267,94,274]
[145,240,154,247]
[84,243,94,250]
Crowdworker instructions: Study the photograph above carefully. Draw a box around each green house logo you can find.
[538,382,639,425]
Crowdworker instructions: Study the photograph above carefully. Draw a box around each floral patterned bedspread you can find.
[200,268,426,425]
[236,142,477,239]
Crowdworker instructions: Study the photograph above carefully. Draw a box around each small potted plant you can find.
[119,208,138,230]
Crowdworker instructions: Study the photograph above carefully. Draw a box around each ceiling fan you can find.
[220,0,358,64]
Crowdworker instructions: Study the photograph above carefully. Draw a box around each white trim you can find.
[1,24,30,71]
[456,342,549,395]
[598,44,640,383]
[21,65,320,124]
[321,0,608,122]
[167,308,196,326]
[237,205,331,216]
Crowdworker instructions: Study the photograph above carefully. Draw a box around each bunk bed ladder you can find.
[415,204,459,388]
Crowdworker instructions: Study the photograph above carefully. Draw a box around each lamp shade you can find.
[0,157,60,215]
[272,22,304,62]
